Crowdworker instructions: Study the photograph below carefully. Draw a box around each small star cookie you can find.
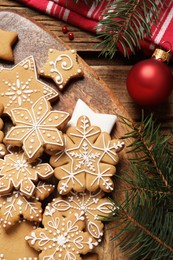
[0,56,59,116]
[0,182,54,229]
[26,201,99,260]
[51,190,115,239]
[4,96,70,162]
[0,220,39,260]
[0,28,18,61]
[0,150,54,197]
[39,49,83,90]
[50,116,124,195]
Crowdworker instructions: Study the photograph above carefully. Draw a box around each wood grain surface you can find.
[0,1,173,260]
[1,0,173,126]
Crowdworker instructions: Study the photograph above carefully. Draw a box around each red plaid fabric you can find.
[18,0,173,55]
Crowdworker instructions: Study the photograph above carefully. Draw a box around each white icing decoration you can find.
[0,190,43,228]
[49,54,73,85]
[52,190,115,238]
[0,56,58,115]
[51,116,124,194]
[0,151,54,196]
[5,96,69,160]
[26,204,98,260]
[68,99,117,133]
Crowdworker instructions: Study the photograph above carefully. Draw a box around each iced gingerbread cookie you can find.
[0,182,54,229]
[51,190,115,239]
[26,201,99,260]
[0,150,54,197]
[0,220,39,260]
[0,56,58,116]
[39,49,83,90]
[0,103,7,158]
[34,181,55,201]
[50,116,124,195]
[4,96,70,162]
[0,28,18,62]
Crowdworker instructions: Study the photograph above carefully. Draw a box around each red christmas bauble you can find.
[126,59,173,106]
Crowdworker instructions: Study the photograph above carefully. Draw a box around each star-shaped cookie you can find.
[0,56,59,115]
[0,29,18,61]
[50,116,124,195]
[39,49,83,90]
[4,96,70,162]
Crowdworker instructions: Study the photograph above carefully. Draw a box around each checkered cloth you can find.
[18,0,173,55]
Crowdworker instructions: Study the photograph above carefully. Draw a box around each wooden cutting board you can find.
[0,11,132,260]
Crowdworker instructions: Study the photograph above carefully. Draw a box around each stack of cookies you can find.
[0,29,124,260]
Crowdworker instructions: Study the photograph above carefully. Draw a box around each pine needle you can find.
[106,114,173,259]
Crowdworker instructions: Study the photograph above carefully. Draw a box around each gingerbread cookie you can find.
[0,56,58,116]
[39,49,83,90]
[26,202,99,260]
[0,182,54,229]
[0,220,39,260]
[52,190,115,238]
[4,96,70,162]
[34,181,55,201]
[0,150,54,197]
[50,116,124,194]
[0,28,18,62]
[0,103,7,158]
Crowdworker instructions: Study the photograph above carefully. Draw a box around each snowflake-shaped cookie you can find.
[4,96,70,162]
[0,182,54,229]
[0,56,58,115]
[51,190,115,239]
[0,150,54,197]
[39,49,83,90]
[26,202,99,260]
[50,116,124,194]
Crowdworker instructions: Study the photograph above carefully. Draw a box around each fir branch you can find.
[106,114,173,259]
[96,0,165,58]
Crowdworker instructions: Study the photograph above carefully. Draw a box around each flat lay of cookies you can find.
[0,1,173,260]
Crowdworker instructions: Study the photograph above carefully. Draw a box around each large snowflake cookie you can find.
[4,96,70,162]
[50,115,124,194]
[39,49,83,90]
[50,190,115,239]
[26,201,99,260]
[0,150,54,197]
[0,56,58,115]
[0,182,54,229]
[0,220,39,260]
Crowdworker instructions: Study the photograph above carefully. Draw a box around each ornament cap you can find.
[152,48,171,63]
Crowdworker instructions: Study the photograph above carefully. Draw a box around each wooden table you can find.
[1,0,173,127]
[0,1,173,260]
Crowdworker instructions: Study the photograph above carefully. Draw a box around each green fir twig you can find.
[96,0,165,58]
[106,114,173,260]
